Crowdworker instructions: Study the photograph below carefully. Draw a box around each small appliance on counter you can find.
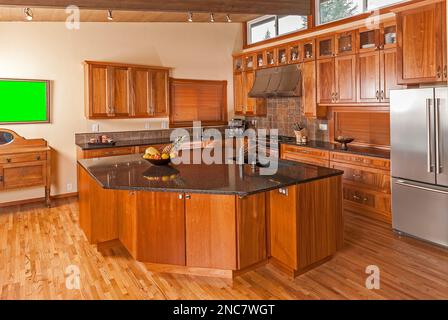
[88,135,115,146]
[228,118,247,137]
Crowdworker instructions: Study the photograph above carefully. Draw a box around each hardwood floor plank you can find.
[0,197,447,300]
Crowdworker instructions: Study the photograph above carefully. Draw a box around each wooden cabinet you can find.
[85,61,170,119]
[330,151,391,222]
[396,2,446,84]
[281,144,330,167]
[302,61,326,118]
[358,51,381,103]
[317,55,356,104]
[0,130,51,207]
[232,68,267,117]
[317,35,335,59]
[336,30,357,55]
[380,48,403,102]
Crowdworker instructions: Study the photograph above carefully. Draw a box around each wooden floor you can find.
[0,197,447,300]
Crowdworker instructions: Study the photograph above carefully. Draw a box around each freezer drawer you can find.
[392,178,448,247]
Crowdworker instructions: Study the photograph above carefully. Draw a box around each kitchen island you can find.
[77,154,344,278]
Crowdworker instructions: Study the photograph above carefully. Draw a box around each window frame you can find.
[316,0,408,26]
[247,15,309,45]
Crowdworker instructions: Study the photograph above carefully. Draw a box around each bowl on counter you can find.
[144,157,171,166]
[334,137,355,150]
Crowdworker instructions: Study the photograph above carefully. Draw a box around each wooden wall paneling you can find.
[236,193,267,270]
[358,51,381,103]
[334,54,357,103]
[185,194,237,270]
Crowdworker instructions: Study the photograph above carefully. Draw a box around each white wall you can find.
[0,22,242,203]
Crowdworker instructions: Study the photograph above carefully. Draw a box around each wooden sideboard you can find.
[0,130,51,206]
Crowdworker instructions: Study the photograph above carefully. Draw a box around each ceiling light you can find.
[188,12,193,22]
[210,13,215,23]
[24,8,33,21]
[226,14,232,23]
[107,10,113,21]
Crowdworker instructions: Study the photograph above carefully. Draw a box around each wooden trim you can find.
[243,0,430,49]
[0,78,51,125]
[84,60,171,71]
[0,192,78,208]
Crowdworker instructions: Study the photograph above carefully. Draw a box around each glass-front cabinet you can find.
[317,35,335,59]
[277,46,288,65]
[256,51,265,69]
[266,49,276,66]
[288,43,300,63]
[233,55,243,73]
[244,54,255,71]
[358,28,380,52]
[336,31,356,55]
[381,22,397,49]
[302,39,315,61]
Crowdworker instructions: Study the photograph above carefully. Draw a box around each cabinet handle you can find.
[353,195,361,201]
[185,194,191,200]
[437,66,442,79]
[0,176,3,182]
[381,90,385,101]
[36,155,41,161]
[352,174,362,178]
[444,65,447,79]
[178,194,183,200]
[376,90,380,100]
[278,188,288,196]
[6,158,11,163]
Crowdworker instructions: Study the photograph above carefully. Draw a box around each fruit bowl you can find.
[335,136,355,150]
[144,158,171,166]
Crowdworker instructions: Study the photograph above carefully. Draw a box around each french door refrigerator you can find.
[390,87,448,247]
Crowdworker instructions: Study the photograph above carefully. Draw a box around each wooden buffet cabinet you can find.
[0,130,51,206]
[84,61,170,119]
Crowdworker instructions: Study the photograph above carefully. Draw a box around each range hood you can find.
[248,64,302,98]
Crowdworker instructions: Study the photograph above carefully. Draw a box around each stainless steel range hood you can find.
[248,64,302,98]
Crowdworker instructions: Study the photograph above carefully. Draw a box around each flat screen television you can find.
[0,79,50,124]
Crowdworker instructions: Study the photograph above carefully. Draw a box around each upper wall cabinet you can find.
[396,1,447,84]
[84,61,170,119]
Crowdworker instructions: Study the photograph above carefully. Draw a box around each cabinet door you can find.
[244,71,256,115]
[185,194,237,270]
[397,3,444,84]
[151,70,169,117]
[233,73,244,115]
[380,48,404,103]
[302,61,318,118]
[130,68,151,117]
[110,67,130,117]
[3,163,46,189]
[358,51,380,103]
[317,35,335,59]
[317,58,335,104]
[89,64,109,117]
[335,55,356,103]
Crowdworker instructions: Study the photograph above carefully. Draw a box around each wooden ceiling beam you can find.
[0,0,311,15]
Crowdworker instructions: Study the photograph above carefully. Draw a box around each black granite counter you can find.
[279,139,391,159]
[78,153,343,197]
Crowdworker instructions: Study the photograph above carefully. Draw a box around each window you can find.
[317,0,407,25]
[247,15,308,45]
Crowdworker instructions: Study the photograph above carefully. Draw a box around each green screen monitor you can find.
[0,79,50,124]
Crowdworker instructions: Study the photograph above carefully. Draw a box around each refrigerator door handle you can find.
[426,99,434,173]
[395,180,448,195]
[435,98,442,174]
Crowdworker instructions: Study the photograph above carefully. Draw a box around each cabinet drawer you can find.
[83,147,135,159]
[343,185,391,218]
[0,152,47,164]
[2,162,46,189]
[281,144,329,160]
[282,152,329,167]
[330,152,390,170]
[331,162,391,193]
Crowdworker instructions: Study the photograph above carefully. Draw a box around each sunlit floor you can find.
[0,197,447,300]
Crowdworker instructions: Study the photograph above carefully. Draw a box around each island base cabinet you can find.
[269,176,343,277]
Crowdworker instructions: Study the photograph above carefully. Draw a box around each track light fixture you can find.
[210,13,215,23]
[226,14,232,23]
[107,10,113,21]
[24,8,33,21]
[188,12,193,22]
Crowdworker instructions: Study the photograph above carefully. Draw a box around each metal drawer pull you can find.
[278,188,288,196]
[36,155,41,160]
[352,174,362,178]
[395,180,448,195]
[6,158,11,163]
[178,194,183,200]
[185,195,191,200]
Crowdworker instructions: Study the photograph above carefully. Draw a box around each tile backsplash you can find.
[254,98,329,141]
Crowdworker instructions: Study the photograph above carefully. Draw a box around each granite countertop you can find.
[76,138,172,150]
[279,139,391,159]
[78,153,343,197]
[76,136,390,160]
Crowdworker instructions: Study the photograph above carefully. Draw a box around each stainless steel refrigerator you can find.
[390,87,448,247]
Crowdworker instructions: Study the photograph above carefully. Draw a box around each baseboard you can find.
[0,192,78,208]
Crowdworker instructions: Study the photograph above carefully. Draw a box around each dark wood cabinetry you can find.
[396,1,446,84]
[84,61,170,119]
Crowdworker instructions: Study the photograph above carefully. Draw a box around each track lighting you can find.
[188,12,193,22]
[226,14,232,23]
[24,8,33,21]
[210,13,215,23]
[107,10,113,21]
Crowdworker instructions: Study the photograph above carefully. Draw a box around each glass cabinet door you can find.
[234,56,243,73]
[256,52,265,69]
[288,43,300,63]
[277,47,288,65]
[358,28,380,52]
[302,39,315,61]
[317,36,335,58]
[266,49,276,66]
[244,55,255,70]
[381,23,397,49]
[336,31,356,55]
